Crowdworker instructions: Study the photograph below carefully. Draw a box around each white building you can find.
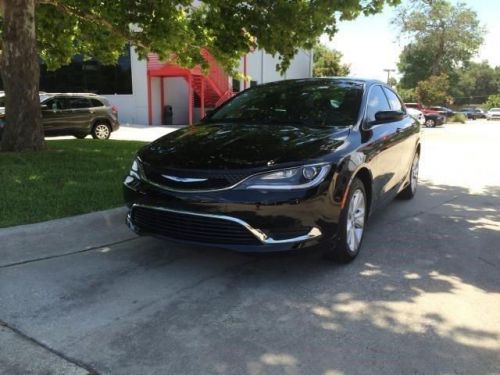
[103,48,313,125]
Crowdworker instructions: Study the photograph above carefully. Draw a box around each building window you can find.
[232,78,241,92]
[0,46,133,95]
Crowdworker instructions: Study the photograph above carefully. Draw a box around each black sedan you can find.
[124,79,420,262]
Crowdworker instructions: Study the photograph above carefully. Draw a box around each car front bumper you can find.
[123,174,339,252]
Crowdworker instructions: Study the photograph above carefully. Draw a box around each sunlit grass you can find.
[0,139,146,228]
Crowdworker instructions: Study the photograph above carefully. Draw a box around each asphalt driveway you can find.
[1,121,499,375]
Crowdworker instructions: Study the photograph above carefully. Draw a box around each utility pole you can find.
[383,69,396,85]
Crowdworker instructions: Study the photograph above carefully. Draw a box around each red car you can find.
[405,103,445,127]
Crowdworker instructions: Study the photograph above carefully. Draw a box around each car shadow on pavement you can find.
[0,181,499,374]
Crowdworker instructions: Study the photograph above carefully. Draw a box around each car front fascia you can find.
[123,157,343,252]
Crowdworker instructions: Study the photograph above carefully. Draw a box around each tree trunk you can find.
[0,0,45,152]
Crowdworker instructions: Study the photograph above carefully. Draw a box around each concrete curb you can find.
[0,207,136,267]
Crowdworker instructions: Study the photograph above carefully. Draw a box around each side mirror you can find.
[373,110,405,124]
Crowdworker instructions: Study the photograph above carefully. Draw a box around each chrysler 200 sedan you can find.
[124,79,420,262]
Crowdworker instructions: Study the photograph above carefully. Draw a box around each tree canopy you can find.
[8,0,401,73]
[394,0,484,89]
[312,44,350,77]
[0,0,401,152]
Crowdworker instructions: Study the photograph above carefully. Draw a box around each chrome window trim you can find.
[128,204,322,245]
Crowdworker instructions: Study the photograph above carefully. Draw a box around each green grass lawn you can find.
[0,139,146,228]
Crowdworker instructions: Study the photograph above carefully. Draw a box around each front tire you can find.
[91,122,111,140]
[398,152,419,200]
[325,178,367,262]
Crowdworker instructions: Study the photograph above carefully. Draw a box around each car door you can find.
[65,97,93,133]
[360,85,405,208]
[383,87,419,184]
[41,96,68,136]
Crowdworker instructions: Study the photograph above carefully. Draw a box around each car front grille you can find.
[131,206,261,245]
[141,164,250,191]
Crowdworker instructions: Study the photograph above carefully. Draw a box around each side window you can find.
[383,88,404,112]
[68,97,91,109]
[90,99,104,107]
[44,97,65,110]
[366,86,391,123]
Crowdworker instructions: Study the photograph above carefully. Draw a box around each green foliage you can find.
[394,0,485,89]
[415,74,451,105]
[312,44,350,77]
[387,77,398,87]
[448,113,466,124]
[0,139,146,227]
[397,87,418,102]
[452,62,500,105]
[24,0,402,74]
[485,94,500,109]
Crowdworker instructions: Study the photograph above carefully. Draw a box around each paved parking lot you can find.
[1,121,499,375]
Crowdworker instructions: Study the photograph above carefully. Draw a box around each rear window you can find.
[90,98,104,107]
[68,97,91,109]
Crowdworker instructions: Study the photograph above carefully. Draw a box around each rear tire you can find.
[324,178,367,263]
[91,122,111,140]
[398,152,419,200]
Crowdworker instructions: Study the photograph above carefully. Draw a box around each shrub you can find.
[485,94,500,109]
[448,113,467,124]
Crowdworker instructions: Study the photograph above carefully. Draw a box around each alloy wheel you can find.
[346,189,366,253]
[94,124,110,139]
[425,119,435,127]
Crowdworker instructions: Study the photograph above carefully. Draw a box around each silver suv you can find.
[40,93,120,139]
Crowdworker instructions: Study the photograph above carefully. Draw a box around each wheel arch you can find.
[335,164,373,216]
[92,117,111,129]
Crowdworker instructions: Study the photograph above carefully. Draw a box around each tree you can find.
[397,87,418,103]
[312,44,350,77]
[452,61,500,105]
[485,94,500,109]
[1,0,400,152]
[394,0,485,89]
[415,73,451,105]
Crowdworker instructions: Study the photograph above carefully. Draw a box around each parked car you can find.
[0,94,5,115]
[124,78,420,262]
[406,107,425,125]
[405,103,445,127]
[0,93,120,141]
[486,108,500,120]
[40,93,119,139]
[428,106,455,117]
[461,107,487,120]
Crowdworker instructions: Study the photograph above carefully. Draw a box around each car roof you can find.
[256,77,386,89]
[42,92,101,97]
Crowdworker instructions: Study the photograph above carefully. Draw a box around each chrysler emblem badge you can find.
[162,175,208,183]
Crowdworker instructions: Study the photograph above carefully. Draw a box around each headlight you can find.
[237,163,331,190]
[129,157,141,179]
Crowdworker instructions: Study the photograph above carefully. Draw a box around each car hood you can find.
[139,123,350,170]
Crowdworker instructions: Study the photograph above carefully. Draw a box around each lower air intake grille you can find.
[131,206,261,245]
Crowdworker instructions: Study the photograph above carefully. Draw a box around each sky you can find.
[320,0,500,81]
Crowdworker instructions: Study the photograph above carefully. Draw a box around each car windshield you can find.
[206,80,363,127]
[490,108,500,112]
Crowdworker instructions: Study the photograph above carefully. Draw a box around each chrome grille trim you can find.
[128,204,322,245]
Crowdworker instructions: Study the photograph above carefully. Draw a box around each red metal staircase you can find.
[146,49,234,124]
